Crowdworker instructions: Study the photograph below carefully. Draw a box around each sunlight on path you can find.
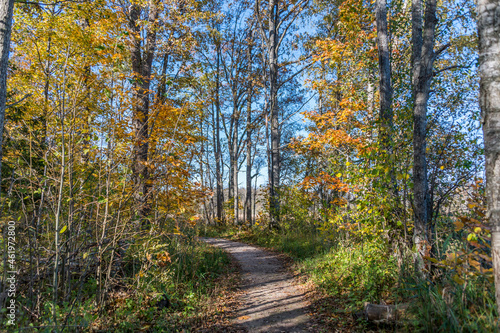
[202,238,312,333]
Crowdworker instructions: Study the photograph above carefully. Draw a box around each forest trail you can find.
[202,238,313,333]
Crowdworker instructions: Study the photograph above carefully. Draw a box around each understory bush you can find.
[4,224,231,332]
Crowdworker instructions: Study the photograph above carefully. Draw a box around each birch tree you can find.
[478,0,500,312]
[411,0,438,270]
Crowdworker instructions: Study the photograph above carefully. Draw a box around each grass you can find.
[399,268,498,332]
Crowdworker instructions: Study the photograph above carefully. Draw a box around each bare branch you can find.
[255,1,270,47]
[433,42,450,59]
[6,94,31,109]
[433,60,474,76]
[276,0,309,32]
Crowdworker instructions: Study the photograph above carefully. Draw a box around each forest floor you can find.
[201,237,327,333]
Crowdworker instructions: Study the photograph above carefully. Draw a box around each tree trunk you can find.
[246,31,253,225]
[376,0,393,140]
[478,0,500,313]
[376,0,398,198]
[129,1,159,228]
[269,0,280,227]
[215,41,223,224]
[157,52,169,105]
[0,0,14,191]
[228,147,234,201]
[233,121,239,224]
[411,0,437,272]
[230,87,241,225]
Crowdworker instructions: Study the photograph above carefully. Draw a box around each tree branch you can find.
[433,60,473,77]
[6,94,31,109]
[433,42,450,59]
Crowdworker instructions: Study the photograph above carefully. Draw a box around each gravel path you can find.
[202,238,312,333]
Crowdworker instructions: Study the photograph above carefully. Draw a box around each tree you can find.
[375,0,397,199]
[245,29,254,225]
[219,5,248,224]
[126,0,160,227]
[411,0,438,270]
[478,0,500,313]
[0,0,14,191]
[255,0,309,227]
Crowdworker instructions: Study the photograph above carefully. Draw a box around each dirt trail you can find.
[202,238,312,333]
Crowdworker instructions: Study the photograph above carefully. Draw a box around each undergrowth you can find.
[7,228,232,332]
[96,234,232,332]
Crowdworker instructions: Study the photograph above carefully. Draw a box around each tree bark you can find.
[215,40,223,224]
[411,0,437,271]
[233,113,239,224]
[268,0,280,227]
[157,51,169,105]
[129,1,159,228]
[478,0,500,313]
[229,137,234,204]
[0,0,14,192]
[376,0,398,198]
[245,31,253,225]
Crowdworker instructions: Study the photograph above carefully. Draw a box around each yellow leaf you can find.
[440,166,444,170]
[467,233,478,242]
[59,225,67,234]
[474,227,482,234]
[336,173,342,178]
[83,253,88,259]
[470,259,481,271]
[346,161,351,166]
[452,274,465,285]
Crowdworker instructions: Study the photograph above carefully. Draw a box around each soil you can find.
[201,238,314,333]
